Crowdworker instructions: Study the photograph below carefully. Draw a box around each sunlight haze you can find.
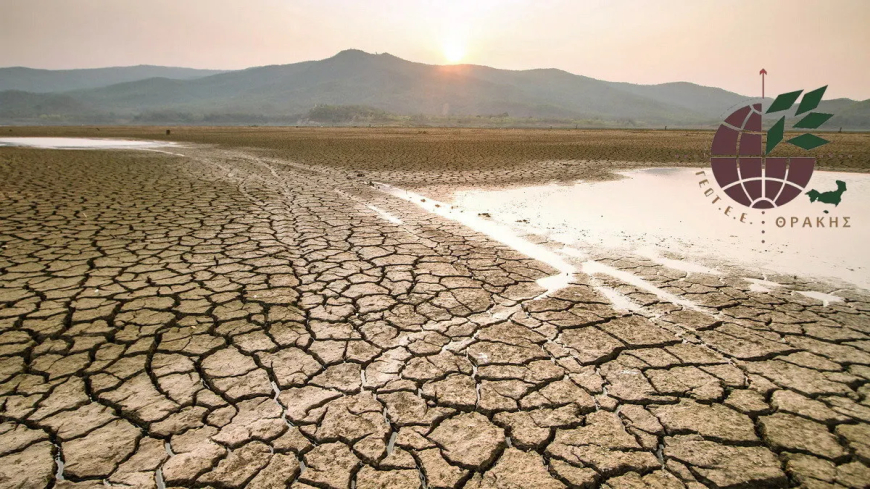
[1,0,868,99]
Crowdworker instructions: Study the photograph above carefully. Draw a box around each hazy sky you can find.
[2,0,868,99]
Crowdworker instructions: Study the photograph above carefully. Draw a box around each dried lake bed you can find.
[1,134,868,488]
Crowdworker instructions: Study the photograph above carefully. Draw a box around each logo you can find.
[696,74,852,243]
[709,85,833,209]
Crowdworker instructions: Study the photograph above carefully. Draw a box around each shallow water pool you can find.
[450,168,870,290]
[0,137,176,150]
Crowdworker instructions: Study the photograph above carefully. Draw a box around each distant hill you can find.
[0,65,226,93]
[827,99,870,130]
[1,50,867,128]
[614,82,772,125]
[0,90,92,120]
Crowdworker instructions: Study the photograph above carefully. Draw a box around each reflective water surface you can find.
[0,137,177,150]
[450,168,870,290]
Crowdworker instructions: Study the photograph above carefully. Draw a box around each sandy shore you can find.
[1,137,869,488]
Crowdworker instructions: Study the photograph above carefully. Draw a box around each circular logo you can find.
[710,103,814,209]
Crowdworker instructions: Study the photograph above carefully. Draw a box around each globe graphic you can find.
[710,103,814,209]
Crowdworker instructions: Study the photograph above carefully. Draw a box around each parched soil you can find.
[1,131,869,488]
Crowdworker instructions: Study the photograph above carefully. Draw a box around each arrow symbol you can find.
[759,68,767,100]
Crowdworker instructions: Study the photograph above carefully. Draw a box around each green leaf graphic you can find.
[793,112,833,129]
[766,90,803,113]
[795,86,827,115]
[766,116,785,154]
[788,133,829,150]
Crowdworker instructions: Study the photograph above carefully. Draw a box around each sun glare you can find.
[442,39,466,64]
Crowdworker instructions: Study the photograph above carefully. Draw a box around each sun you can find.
[442,39,466,64]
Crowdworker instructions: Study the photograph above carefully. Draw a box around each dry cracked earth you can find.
[1,144,869,489]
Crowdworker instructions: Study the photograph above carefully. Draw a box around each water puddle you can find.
[582,260,703,311]
[796,290,844,307]
[451,168,870,290]
[164,440,175,457]
[744,277,783,293]
[156,469,167,489]
[593,284,643,312]
[637,248,721,275]
[143,148,186,157]
[365,204,403,225]
[270,380,287,412]
[748,283,772,293]
[386,431,398,454]
[375,183,576,297]
[557,246,588,259]
[53,443,65,481]
[0,137,178,150]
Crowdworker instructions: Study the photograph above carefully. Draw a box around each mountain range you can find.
[0,65,226,93]
[1,49,867,128]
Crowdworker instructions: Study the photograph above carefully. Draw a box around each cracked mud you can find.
[1,141,869,489]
